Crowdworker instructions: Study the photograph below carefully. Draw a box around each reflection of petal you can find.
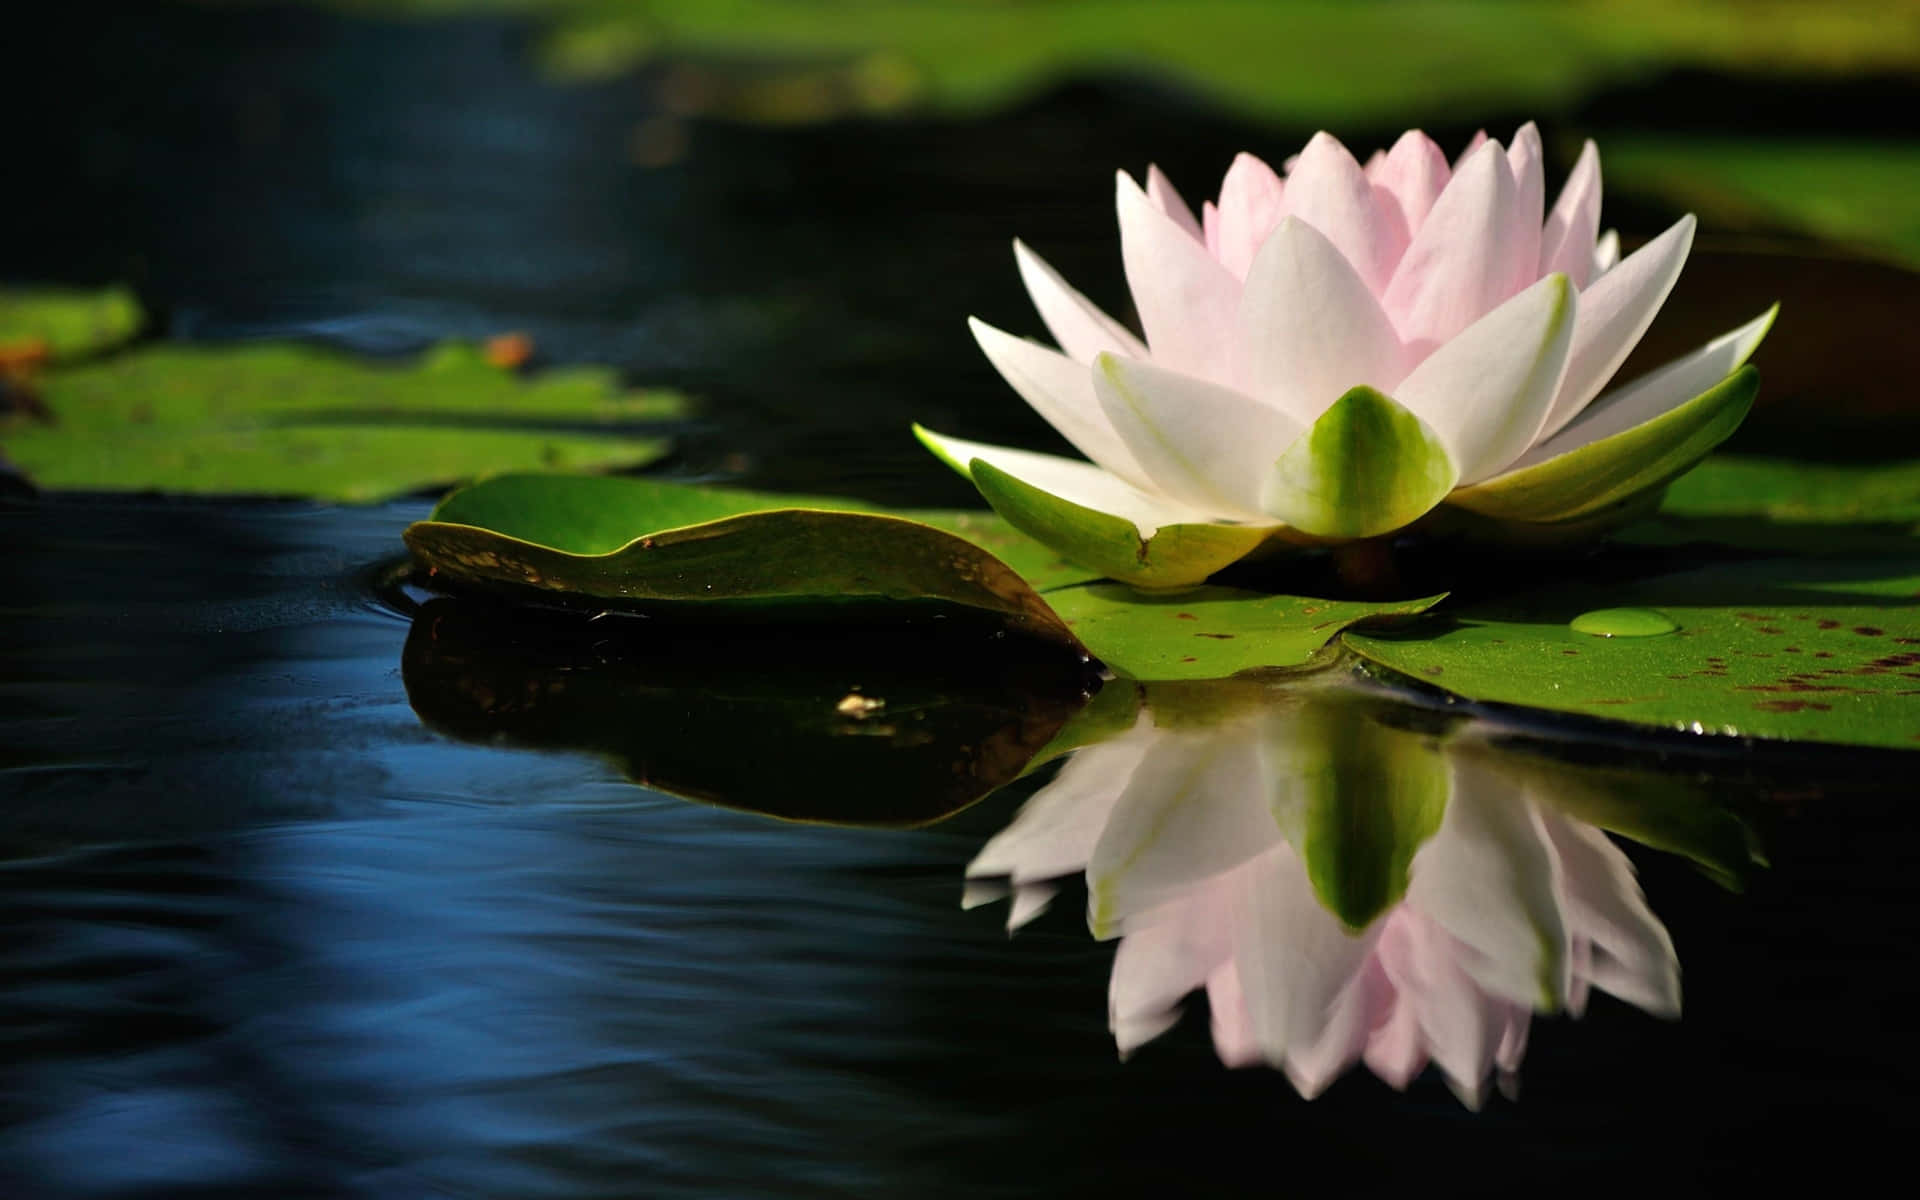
[1087,722,1281,937]
[1539,812,1681,1017]
[968,722,1153,889]
[1109,877,1234,1057]
[1406,760,1569,1010]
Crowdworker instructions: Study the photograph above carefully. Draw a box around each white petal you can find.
[1453,129,1488,171]
[914,427,1225,538]
[1012,239,1148,364]
[1540,140,1602,288]
[1593,229,1621,276]
[1400,910,1511,1107]
[1392,272,1575,484]
[1280,131,1398,292]
[1508,305,1775,469]
[1504,122,1546,294]
[1213,152,1287,280]
[1383,140,1524,352]
[1205,959,1264,1067]
[1117,170,1241,383]
[1235,217,1410,426]
[1093,352,1304,521]
[969,316,1151,486]
[1536,215,1697,440]
[1145,164,1204,241]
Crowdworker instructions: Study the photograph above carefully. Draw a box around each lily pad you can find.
[3,341,687,502]
[1605,136,1920,269]
[374,1,1918,129]
[0,285,142,360]
[1660,454,1920,525]
[409,471,1099,645]
[1343,556,1920,749]
[402,598,1099,825]
[1048,583,1446,681]
[411,472,1443,679]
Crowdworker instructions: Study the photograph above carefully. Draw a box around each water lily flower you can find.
[964,685,1708,1106]
[918,124,1777,589]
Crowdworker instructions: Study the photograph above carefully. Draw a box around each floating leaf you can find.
[1049,583,1446,681]
[403,598,1098,825]
[410,473,1442,679]
[3,341,687,502]
[0,285,142,361]
[1660,454,1920,525]
[1344,556,1920,749]
[409,471,1098,645]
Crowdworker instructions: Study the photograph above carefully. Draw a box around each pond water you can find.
[4,3,1919,1194]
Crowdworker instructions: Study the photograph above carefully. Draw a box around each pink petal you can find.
[1206,960,1264,1068]
[1279,131,1398,292]
[1012,239,1148,365]
[1146,163,1204,241]
[1540,140,1602,288]
[1504,122,1546,294]
[1453,129,1488,171]
[1116,170,1242,383]
[969,316,1152,487]
[1236,217,1409,427]
[1392,273,1574,484]
[1202,201,1221,258]
[1539,814,1681,1017]
[1382,141,1523,352]
[1212,152,1286,280]
[1230,843,1379,1071]
[1093,352,1304,520]
[1370,129,1451,237]
[1536,215,1696,440]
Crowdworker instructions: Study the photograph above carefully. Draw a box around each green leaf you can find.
[409,472,1443,680]
[375,1,1919,131]
[0,285,142,359]
[409,471,1096,645]
[964,457,1275,592]
[1048,583,1446,681]
[3,341,688,502]
[402,597,1098,826]
[1661,453,1920,525]
[1449,365,1759,524]
[1605,136,1920,269]
[1343,556,1920,749]
[1264,385,1457,538]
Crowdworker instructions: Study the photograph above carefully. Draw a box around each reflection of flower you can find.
[965,694,1681,1106]
[920,126,1774,588]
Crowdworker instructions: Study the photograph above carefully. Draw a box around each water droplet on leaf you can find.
[1569,607,1679,638]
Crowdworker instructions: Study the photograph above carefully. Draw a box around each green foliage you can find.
[0,286,142,359]
[3,337,687,502]
[1344,557,1920,749]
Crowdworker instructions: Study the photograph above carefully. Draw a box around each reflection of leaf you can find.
[410,473,1445,678]
[402,598,1097,825]
[3,342,686,502]
[1344,557,1920,749]
[0,285,141,360]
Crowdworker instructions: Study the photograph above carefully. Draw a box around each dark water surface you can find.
[5,3,1920,1194]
